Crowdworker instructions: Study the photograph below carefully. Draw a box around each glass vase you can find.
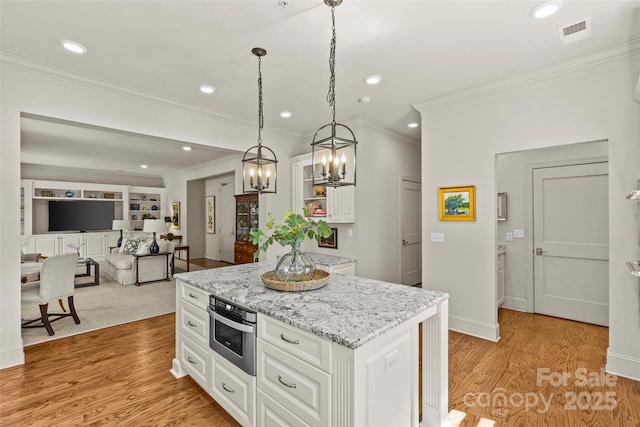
[275,244,316,282]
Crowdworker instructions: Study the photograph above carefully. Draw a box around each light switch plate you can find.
[430,232,445,243]
[514,229,524,239]
[506,232,513,242]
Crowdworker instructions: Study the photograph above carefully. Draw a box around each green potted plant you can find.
[250,206,331,282]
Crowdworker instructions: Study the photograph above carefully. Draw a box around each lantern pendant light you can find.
[242,47,278,195]
[312,0,358,188]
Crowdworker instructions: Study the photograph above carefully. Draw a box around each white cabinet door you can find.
[34,236,57,257]
[59,235,83,256]
[85,233,105,259]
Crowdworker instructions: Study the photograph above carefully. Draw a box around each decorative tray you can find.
[261,270,330,292]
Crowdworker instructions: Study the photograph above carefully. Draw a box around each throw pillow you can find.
[136,241,151,256]
[121,238,141,255]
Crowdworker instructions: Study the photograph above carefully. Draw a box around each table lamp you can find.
[112,220,131,247]
[143,219,165,254]
[164,216,172,235]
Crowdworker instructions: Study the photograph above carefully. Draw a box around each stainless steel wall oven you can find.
[208,295,257,376]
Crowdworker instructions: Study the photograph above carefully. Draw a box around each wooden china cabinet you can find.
[234,194,259,264]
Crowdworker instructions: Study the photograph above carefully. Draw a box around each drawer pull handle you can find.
[187,356,197,365]
[280,333,299,345]
[222,382,235,393]
[187,320,196,327]
[278,375,297,389]
[189,293,199,299]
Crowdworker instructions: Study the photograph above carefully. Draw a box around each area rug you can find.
[21,259,204,346]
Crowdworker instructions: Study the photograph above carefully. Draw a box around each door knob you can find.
[535,247,547,256]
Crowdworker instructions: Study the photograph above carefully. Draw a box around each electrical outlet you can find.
[430,232,445,243]
[506,232,513,242]
[514,229,524,239]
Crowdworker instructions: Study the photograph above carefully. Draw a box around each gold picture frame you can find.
[206,196,215,234]
[439,186,476,221]
[172,202,180,229]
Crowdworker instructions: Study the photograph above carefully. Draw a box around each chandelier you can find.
[242,47,278,194]
[311,0,357,188]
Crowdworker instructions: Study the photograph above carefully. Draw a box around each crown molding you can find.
[0,51,301,139]
[355,117,420,148]
[414,37,640,112]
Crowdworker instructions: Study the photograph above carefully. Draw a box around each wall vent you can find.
[558,18,591,45]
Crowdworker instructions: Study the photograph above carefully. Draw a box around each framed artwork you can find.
[497,192,507,222]
[439,186,476,221]
[172,202,180,229]
[318,227,338,249]
[206,196,215,234]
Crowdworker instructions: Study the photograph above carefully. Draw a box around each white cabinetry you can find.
[26,232,118,260]
[173,282,256,427]
[317,261,355,276]
[291,153,355,223]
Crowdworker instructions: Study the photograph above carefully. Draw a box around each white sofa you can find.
[104,238,175,286]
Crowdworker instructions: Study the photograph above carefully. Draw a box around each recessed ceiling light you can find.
[365,75,382,85]
[280,111,292,118]
[182,146,192,151]
[530,0,563,19]
[199,84,215,95]
[140,164,148,169]
[408,122,419,128]
[358,97,371,104]
[60,39,87,54]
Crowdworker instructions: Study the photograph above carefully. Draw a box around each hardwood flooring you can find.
[1,308,638,426]
[449,309,640,426]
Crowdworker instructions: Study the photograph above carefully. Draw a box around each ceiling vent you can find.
[558,18,591,45]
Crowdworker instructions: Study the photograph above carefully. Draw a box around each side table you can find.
[174,245,190,272]
[133,252,171,286]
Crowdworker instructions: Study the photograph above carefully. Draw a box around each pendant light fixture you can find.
[242,47,278,195]
[312,0,357,188]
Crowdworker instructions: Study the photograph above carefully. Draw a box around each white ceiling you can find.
[3,1,639,177]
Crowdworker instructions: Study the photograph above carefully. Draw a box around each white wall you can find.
[496,141,609,311]
[417,54,640,380]
[203,174,234,260]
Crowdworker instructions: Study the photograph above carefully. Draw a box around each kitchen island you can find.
[172,262,449,426]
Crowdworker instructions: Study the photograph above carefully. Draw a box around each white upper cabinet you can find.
[290,153,355,223]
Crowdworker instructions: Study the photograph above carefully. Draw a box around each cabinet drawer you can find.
[258,314,332,372]
[179,335,210,391]
[257,340,330,427]
[257,389,311,427]
[179,282,209,311]
[211,354,255,427]
[179,302,208,347]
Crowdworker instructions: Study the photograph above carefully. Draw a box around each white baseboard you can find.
[501,296,528,312]
[449,315,500,342]
[0,344,25,370]
[606,349,640,381]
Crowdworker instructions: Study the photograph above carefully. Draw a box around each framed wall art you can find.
[172,202,180,229]
[206,196,216,234]
[318,227,338,249]
[438,185,476,221]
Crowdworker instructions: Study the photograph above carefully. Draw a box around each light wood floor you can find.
[1,309,638,426]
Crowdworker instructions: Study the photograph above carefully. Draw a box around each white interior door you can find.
[533,162,609,326]
[400,179,421,285]
[220,183,235,263]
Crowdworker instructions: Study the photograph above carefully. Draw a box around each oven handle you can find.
[207,306,256,333]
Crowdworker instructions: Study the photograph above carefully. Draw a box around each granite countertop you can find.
[175,262,448,349]
[277,252,356,267]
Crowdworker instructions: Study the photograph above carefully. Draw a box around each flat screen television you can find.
[49,200,115,232]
